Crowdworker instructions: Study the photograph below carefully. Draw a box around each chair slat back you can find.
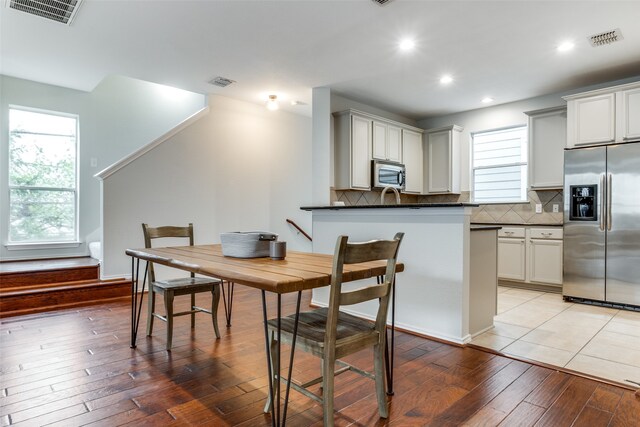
[142,223,195,282]
[325,232,403,351]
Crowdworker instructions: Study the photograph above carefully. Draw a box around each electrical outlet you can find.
[552,204,559,213]
[535,204,543,213]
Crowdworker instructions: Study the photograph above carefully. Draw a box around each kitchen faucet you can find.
[380,186,401,205]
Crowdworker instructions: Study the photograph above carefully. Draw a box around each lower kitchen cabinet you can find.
[498,229,526,281]
[497,226,563,287]
[529,239,563,284]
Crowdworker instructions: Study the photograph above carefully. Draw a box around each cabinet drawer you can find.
[498,227,525,238]
[530,228,563,239]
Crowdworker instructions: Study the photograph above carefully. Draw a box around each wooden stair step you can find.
[0,257,100,289]
[0,279,131,318]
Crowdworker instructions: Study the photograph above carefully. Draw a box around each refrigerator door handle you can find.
[607,173,612,231]
[600,173,606,231]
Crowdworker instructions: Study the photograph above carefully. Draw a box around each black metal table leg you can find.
[221,280,235,327]
[130,258,148,348]
[261,291,302,427]
[261,291,277,427]
[282,291,302,422]
[388,273,396,395]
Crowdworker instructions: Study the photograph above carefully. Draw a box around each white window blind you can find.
[472,126,528,203]
[8,107,79,243]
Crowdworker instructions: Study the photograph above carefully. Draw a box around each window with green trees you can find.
[8,107,79,243]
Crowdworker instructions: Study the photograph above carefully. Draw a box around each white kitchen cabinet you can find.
[621,87,640,141]
[498,227,526,281]
[333,111,372,190]
[424,125,462,194]
[570,94,615,147]
[334,109,423,191]
[496,226,563,287]
[372,121,402,162]
[564,81,640,147]
[529,239,563,285]
[402,129,423,194]
[526,107,566,189]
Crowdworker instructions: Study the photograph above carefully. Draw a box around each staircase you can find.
[0,257,131,317]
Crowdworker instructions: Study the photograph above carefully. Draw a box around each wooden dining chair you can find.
[264,232,403,425]
[142,223,222,350]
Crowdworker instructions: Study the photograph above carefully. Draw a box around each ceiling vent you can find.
[371,0,393,5]
[589,29,623,47]
[6,0,83,25]
[208,77,236,88]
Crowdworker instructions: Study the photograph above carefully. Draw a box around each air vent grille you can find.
[589,29,623,47]
[209,77,236,88]
[371,0,393,5]
[7,0,83,25]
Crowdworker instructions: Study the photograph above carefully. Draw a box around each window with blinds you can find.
[472,126,528,203]
[8,107,79,243]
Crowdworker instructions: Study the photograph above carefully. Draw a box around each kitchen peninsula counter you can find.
[303,204,497,344]
[301,202,478,210]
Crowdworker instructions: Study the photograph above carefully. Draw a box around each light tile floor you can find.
[471,286,640,387]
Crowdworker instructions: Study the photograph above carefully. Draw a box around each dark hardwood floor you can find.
[1,286,638,426]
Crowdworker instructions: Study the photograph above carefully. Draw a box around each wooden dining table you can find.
[125,244,403,426]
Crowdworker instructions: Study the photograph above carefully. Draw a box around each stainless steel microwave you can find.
[372,160,405,190]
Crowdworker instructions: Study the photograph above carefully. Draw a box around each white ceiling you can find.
[2,0,640,119]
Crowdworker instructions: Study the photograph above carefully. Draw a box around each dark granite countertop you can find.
[301,203,479,211]
[471,222,563,227]
[470,225,502,231]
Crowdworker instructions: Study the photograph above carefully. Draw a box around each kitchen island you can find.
[301,203,499,344]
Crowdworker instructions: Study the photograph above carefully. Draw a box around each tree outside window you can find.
[8,107,79,243]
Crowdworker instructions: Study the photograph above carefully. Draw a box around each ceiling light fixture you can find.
[557,41,575,52]
[399,38,415,51]
[440,75,453,85]
[481,97,494,104]
[266,95,279,111]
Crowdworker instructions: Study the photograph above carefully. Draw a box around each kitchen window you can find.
[472,126,528,203]
[7,107,79,244]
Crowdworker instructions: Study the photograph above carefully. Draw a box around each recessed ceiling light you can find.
[440,75,453,85]
[399,38,415,51]
[481,97,494,104]
[557,41,575,52]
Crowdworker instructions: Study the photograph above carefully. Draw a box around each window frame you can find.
[471,124,528,204]
[6,105,80,247]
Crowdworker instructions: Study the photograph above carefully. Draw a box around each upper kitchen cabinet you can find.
[402,129,423,194]
[372,121,402,163]
[621,86,640,141]
[334,109,423,191]
[526,106,566,189]
[424,125,463,194]
[564,81,640,148]
[333,111,372,190]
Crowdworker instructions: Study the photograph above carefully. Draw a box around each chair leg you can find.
[211,285,221,339]
[190,293,196,329]
[263,331,278,413]
[374,343,389,418]
[164,290,174,350]
[322,354,336,427]
[146,287,156,336]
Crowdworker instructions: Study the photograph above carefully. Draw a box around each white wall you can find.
[417,75,640,192]
[101,95,313,278]
[0,75,206,260]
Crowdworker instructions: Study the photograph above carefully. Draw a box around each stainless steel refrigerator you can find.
[564,143,640,307]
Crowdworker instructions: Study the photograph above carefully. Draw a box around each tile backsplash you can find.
[331,189,564,225]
